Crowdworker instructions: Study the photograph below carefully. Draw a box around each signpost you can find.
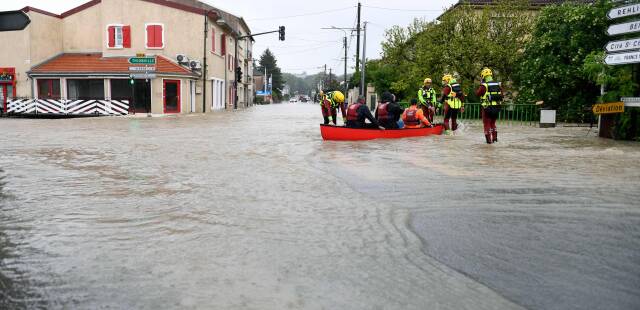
[607,20,640,36]
[131,73,156,79]
[593,102,625,115]
[607,3,640,20]
[605,50,640,65]
[605,38,640,53]
[621,97,640,107]
[128,57,156,65]
[0,10,31,31]
[129,66,156,71]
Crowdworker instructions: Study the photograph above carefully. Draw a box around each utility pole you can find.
[360,21,367,99]
[355,2,361,72]
[324,64,327,89]
[343,36,347,100]
[329,68,332,87]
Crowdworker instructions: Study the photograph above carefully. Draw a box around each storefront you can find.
[0,68,17,113]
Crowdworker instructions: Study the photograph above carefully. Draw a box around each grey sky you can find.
[1,0,457,75]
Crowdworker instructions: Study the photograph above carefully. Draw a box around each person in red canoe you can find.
[375,91,405,129]
[346,96,385,129]
[320,90,346,125]
[401,99,433,129]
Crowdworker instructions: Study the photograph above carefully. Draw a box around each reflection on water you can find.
[0,104,638,309]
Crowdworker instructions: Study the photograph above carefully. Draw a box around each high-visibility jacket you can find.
[446,83,463,109]
[480,79,503,107]
[323,91,342,108]
[418,87,437,107]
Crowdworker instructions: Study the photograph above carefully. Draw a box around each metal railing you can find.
[397,102,540,126]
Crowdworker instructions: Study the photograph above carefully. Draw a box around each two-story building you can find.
[0,0,253,115]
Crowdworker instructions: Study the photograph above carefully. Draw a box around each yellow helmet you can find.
[424,78,432,85]
[480,67,493,80]
[442,74,453,85]
[332,91,345,103]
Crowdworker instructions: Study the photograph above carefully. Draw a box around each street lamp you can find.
[322,26,351,102]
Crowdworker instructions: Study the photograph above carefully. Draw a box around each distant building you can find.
[0,0,254,115]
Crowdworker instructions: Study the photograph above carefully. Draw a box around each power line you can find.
[362,5,443,12]
[246,6,355,21]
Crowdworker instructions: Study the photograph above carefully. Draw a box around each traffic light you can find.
[235,66,242,83]
[279,26,285,41]
[129,74,134,85]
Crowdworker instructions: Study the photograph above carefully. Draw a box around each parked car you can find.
[289,98,297,103]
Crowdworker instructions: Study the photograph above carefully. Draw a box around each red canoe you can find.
[320,124,444,141]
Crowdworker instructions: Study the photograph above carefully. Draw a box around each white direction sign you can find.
[129,66,156,71]
[607,20,640,36]
[605,37,640,53]
[605,51,640,65]
[131,73,157,79]
[608,4,640,20]
[621,97,640,107]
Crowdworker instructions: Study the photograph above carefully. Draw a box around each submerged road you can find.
[1,103,639,309]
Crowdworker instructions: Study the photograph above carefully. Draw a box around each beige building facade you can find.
[0,0,254,115]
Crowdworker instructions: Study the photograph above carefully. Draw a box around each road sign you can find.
[608,3,640,20]
[605,51,640,65]
[621,97,640,107]
[129,66,156,71]
[256,90,271,96]
[128,57,156,65]
[131,73,156,79]
[605,37,640,53]
[0,10,31,31]
[593,102,624,115]
[607,20,640,36]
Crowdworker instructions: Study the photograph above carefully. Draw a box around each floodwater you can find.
[0,103,639,309]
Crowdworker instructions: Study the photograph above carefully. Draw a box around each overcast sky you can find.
[1,0,458,75]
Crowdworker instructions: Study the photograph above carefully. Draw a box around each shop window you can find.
[67,79,105,100]
[110,79,132,101]
[107,25,131,48]
[146,24,164,49]
[37,79,61,99]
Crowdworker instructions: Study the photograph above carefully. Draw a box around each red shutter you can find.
[146,25,154,48]
[221,34,226,54]
[108,26,115,47]
[123,26,131,48]
[154,25,163,48]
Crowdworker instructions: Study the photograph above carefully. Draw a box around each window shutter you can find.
[108,26,115,47]
[154,25,163,48]
[146,25,154,48]
[123,26,131,48]
[221,34,226,55]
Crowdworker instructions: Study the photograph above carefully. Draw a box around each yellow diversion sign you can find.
[593,102,624,114]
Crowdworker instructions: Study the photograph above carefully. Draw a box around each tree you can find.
[375,0,533,102]
[257,49,284,100]
[515,1,611,122]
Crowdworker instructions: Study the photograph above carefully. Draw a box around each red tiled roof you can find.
[30,53,195,76]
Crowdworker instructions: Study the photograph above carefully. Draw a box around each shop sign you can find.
[593,102,625,114]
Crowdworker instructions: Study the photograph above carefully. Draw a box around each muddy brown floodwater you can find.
[1,103,639,309]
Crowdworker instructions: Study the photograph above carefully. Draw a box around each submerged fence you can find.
[397,102,539,126]
[2,98,129,116]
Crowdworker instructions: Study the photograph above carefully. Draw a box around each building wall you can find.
[0,25,31,97]
[62,3,102,52]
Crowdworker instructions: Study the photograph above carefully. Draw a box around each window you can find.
[37,79,61,99]
[110,79,132,101]
[67,79,104,100]
[146,24,164,49]
[221,33,226,55]
[107,25,130,48]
